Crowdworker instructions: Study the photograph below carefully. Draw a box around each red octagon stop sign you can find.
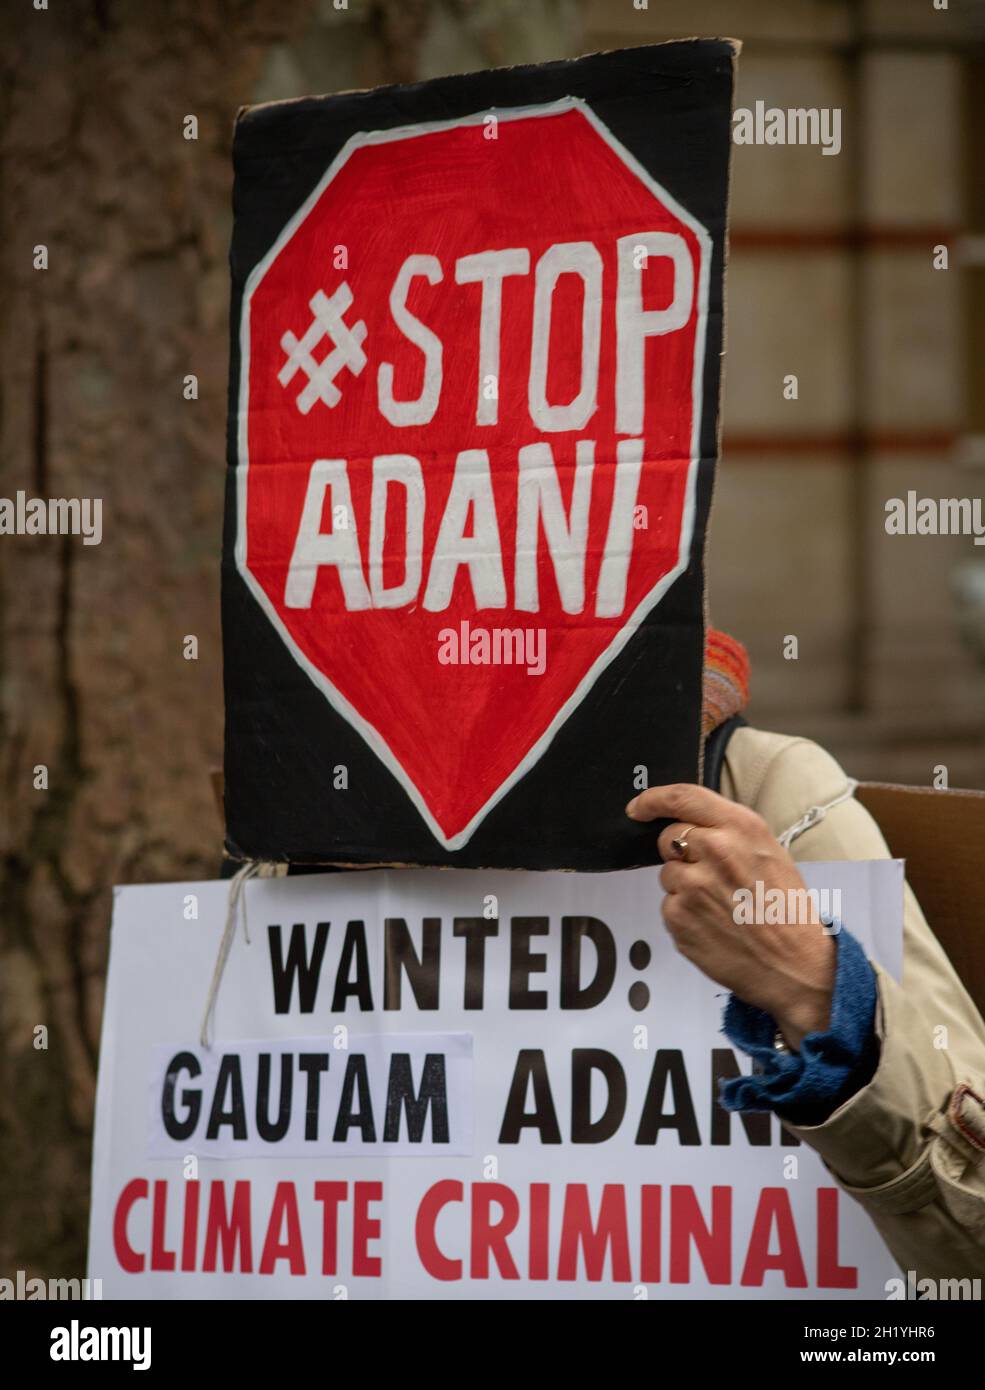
[238,98,710,850]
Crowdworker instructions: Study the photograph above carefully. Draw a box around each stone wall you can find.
[585,0,985,785]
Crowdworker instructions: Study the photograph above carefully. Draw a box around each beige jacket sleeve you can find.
[721,726,985,1281]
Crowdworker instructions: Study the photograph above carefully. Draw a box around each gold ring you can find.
[671,825,696,859]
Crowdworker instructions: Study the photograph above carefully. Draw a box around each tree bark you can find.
[0,0,328,1279]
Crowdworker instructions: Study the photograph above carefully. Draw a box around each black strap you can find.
[702,714,748,794]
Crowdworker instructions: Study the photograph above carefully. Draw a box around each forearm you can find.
[731,735,985,1277]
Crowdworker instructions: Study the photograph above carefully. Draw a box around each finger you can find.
[659,858,692,893]
[660,892,691,939]
[660,856,726,902]
[625,783,736,828]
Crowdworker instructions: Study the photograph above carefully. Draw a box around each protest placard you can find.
[88,860,903,1298]
[222,40,736,868]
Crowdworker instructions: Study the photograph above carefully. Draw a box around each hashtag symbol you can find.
[277,281,368,414]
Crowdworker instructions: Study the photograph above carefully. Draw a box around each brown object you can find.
[856,782,985,1018]
[0,0,329,1283]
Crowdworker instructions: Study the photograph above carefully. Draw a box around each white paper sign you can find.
[88,862,904,1299]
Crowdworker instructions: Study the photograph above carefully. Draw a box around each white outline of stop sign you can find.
[235,96,712,850]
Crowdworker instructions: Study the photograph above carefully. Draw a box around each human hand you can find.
[626,783,836,1049]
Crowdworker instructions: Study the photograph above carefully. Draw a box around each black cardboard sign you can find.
[222,41,736,870]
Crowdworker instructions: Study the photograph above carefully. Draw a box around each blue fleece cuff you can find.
[718,924,879,1125]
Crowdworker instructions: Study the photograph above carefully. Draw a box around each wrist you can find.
[764,929,837,1048]
[772,986,834,1051]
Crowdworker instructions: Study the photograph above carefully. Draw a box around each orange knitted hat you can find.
[702,627,750,736]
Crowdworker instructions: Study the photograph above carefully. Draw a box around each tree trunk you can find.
[0,0,330,1280]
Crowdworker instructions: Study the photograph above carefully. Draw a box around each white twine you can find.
[195,785,855,1047]
[777,778,858,850]
[200,860,264,1048]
